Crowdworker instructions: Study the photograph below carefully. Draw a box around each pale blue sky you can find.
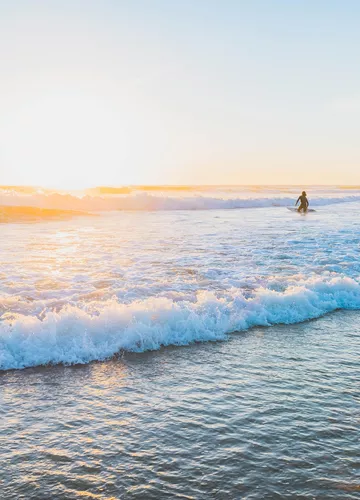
[1,1,360,187]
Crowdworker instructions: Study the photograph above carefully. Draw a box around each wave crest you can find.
[1,276,360,370]
[2,191,360,212]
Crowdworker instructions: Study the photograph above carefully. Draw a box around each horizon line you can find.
[2,183,360,190]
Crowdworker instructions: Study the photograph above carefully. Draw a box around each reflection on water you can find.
[0,205,92,223]
[1,311,359,499]
[2,205,360,369]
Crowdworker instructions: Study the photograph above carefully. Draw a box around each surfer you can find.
[295,191,309,212]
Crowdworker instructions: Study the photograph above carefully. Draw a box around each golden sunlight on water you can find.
[0,206,92,223]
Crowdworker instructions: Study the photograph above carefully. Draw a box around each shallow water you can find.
[1,188,360,497]
[1,311,359,499]
[2,199,360,369]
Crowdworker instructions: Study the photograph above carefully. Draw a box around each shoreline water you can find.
[1,310,359,499]
[0,307,352,374]
[2,198,360,371]
[1,188,360,498]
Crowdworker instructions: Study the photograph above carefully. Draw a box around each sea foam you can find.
[1,276,360,370]
[2,191,360,211]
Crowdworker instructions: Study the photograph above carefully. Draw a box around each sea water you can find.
[1,186,360,498]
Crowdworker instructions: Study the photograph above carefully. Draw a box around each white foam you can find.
[1,276,360,370]
[2,190,360,211]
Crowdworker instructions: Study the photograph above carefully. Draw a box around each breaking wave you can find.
[2,191,360,212]
[1,276,360,370]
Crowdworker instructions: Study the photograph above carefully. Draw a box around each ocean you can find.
[1,185,360,498]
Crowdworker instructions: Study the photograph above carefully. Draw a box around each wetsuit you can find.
[296,195,309,212]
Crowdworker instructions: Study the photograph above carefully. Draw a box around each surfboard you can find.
[287,207,316,212]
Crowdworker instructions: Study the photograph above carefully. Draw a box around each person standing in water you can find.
[295,191,309,212]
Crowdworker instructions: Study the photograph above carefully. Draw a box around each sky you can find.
[1,0,360,189]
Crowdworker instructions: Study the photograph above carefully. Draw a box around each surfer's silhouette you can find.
[295,191,309,213]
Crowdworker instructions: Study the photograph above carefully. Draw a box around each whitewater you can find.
[1,185,360,370]
[2,184,360,211]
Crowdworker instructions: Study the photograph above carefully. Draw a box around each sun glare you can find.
[1,89,163,190]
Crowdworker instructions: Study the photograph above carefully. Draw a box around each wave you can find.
[2,191,360,212]
[1,276,360,370]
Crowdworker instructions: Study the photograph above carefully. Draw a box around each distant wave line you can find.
[1,192,360,211]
